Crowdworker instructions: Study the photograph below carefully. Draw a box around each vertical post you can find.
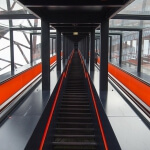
[63,35,65,63]
[84,38,86,58]
[10,29,14,73]
[30,33,33,64]
[66,37,68,59]
[86,35,89,63]
[109,36,112,61]
[41,19,50,91]
[90,28,95,71]
[137,30,142,73]
[52,38,53,55]
[85,36,87,61]
[96,39,97,53]
[56,29,61,71]
[119,34,122,66]
[7,0,14,73]
[100,19,109,94]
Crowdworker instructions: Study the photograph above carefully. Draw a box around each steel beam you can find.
[90,28,95,71]
[119,34,122,66]
[10,29,14,73]
[100,19,109,94]
[41,19,50,91]
[30,33,33,64]
[86,35,89,63]
[63,35,65,63]
[137,30,142,73]
[109,36,112,61]
[113,14,150,20]
[56,29,61,71]
[0,14,37,19]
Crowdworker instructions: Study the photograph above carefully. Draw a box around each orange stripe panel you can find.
[108,64,150,106]
[0,55,57,105]
[96,56,150,106]
[97,57,100,64]
[0,63,42,105]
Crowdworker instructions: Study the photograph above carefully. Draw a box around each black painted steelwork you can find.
[138,30,142,73]
[109,36,112,61]
[56,29,61,71]
[119,34,123,66]
[86,35,89,64]
[30,33,33,64]
[52,38,54,55]
[41,19,50,91]
[100,19,109,94]
[90,29,95,71]
[63,35,66,63]
[113,14,150,20]
[10,29,14,73]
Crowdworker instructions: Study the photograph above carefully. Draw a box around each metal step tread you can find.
[54,135,96,138]
[52,141,97,146]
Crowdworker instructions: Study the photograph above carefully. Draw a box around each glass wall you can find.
[141,28,150,75]
[0,0,41,75]
[109,0,150,83]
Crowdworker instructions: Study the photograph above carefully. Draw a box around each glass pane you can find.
[13,31,30,46]
[0,30,11,75]
[53,39,56,54]
[14,45,27,67]
[111,35,120,65]
[50,38,52,54]
[141,29,150,75]
[0,0,7,11]
[32,34,41,61]
[110,19,150,29]
[121,39,138,72]
[119,0,150,15]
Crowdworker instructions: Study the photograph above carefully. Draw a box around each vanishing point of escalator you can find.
[25,51,120,150]
[48,52,104,150]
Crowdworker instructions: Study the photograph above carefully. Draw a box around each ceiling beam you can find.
[18,0,126,7]
[56,27,96,33]
[0,14,37,19]
[112,14,150,20]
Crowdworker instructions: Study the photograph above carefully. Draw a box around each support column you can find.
[86,35,89,63]
[63,35,65,63]
[119,34,122,66]
[109,36,112,61]
[10,29,14,73]
[90,29,95,71]
[41,19,50,91]
[7,0,14,73]
[52,38,53,55]
[96,39,97,53]
[56,29,61,71]
[30,34,33,64]
[100,19,109,94]
[66,37,68,59]
[83,38,86,59]
[85,36,87,61]
[137,30,142,73]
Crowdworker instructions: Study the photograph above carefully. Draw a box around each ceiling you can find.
[18,0,133,41]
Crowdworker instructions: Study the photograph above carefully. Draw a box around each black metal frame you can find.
[109,28,143,73]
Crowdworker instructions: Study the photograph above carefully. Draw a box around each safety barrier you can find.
[0,52,63,109]
[97,56,150,108]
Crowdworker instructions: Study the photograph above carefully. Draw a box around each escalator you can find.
[44,52,103,149]
[25,50,120,150]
